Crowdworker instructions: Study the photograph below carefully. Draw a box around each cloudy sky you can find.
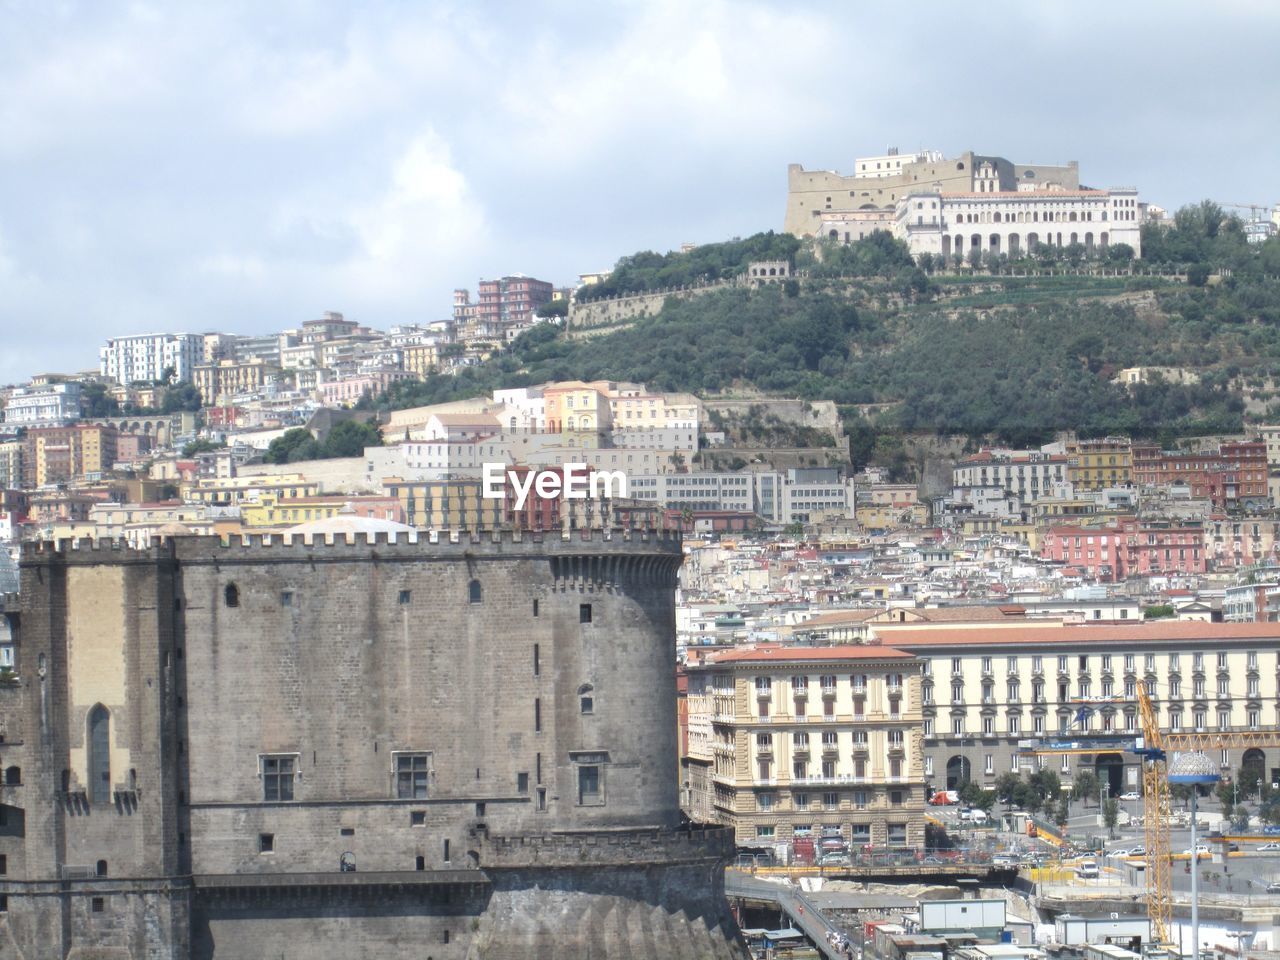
[1,0,1277,382]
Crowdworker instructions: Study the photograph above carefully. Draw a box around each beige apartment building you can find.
[192,358,279,405]
[685,645,927,850]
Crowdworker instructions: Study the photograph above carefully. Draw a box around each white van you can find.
[959,808,988,823]
[1076,859,1099,879]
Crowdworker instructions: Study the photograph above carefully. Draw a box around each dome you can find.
[286,503,413,537]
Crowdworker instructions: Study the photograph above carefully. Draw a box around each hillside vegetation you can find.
[375,202,1280,457]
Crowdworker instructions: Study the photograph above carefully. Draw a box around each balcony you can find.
[822,743,840,758]
[754,687,772,700]
[792,686,809,701]
[821,685,838,700]
[852,685,868,698]
[792,744,811,758]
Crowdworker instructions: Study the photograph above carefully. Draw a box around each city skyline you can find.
[1,0,1278,383]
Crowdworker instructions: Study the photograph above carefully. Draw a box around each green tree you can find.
[994,772,1021,805]
[322,419,382,458]
[80,382,120,418]
[1054,797,1070,831]
[535,299,569,319]
[1071,770,1102,806]
[263,429,320,464]
[161,383,203,413]
[1103,797,1120,838]
[1143,604,1176,620]
[182,439,225,457]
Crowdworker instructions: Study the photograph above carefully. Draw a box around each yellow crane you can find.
[1020,689,1280,946]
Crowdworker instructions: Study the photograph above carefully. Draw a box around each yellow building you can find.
[193,359,279,405]
[544,381,613,435]
[1066,437,1132,491]
[401,344,441,378]
[382,477,504,529]
[239,494,404,529]
[684,645,927,850]
[186,475,318,506]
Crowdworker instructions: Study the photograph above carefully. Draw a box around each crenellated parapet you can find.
[477,825,735,869]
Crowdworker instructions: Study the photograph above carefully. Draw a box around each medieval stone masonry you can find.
[0,527,747,959]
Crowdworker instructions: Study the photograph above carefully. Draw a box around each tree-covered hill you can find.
[375,202,1280,450]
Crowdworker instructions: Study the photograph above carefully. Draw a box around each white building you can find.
[894,188,1144,260]
[2,382,82,427]
[100,333,205,386]
[853,148,945,179]
[953,451,1069,500]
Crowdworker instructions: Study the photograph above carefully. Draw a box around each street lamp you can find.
[1169,751,1221,960]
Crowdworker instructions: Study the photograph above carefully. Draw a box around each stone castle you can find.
[784,148,1082,237]
[0,526,747,958]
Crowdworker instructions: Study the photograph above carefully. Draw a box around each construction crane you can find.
[1019,690,1280,947]
[1213,201,1275,222]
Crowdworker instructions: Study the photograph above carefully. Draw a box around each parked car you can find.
[1105,848,1131,859]
[1118,792,1141,801]
[1182,846,1210,860]
[1076,859,1099,879]
[930,790,960,805]
[1257,842,1280,852]
[818,852,851,867]
[959,808,989,823]
[1267,881,1280,894]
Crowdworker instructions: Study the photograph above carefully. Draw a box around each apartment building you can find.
[2,382,82,427]
[685,645,927,849]
[192,359,280,405]
[873,621,1280,797]
[1066,437,1133,492]
[1040,519,1207,582]
[1132,441,1268,509]
[23,424,119,486]
[953,450,1069,500]
[99,333,204,385]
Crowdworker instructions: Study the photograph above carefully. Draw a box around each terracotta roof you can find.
[706,644,916,664]
[799,609,883,626]
[877,621,1280,648]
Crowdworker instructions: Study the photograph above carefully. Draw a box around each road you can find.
[725,872,850,960]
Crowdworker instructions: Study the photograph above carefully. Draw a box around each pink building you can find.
[1041,518,1206,582]
[318,370,411,408]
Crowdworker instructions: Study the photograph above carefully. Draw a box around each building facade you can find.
[893,188,1144,260]
[2,382,82,428]
[0,529,746,959]
[784,151,1080,238]
[685,646,927,851]
[1039,519,1207,582]
[876,621,1280,797]
[99,333,205,386]
[192,359,280,405]
[1066,437,1133,492]
[1132,441,1269,509]
[953,450,1069,500]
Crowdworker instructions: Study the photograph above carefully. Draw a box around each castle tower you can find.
[0,528,746,959]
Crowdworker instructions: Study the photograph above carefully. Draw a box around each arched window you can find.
[956,161,965,170]
[3,766,18,786]
[88,705,110,804]
[224,583,239,608]
[96,860,108,877]
[468,580,482,604]
[828,229,838,240]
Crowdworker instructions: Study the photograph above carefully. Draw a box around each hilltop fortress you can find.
[785,148,1144,258]
[0,522,746,959]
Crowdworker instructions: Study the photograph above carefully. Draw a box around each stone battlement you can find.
[23,524,682,558]
[478,825,736,869]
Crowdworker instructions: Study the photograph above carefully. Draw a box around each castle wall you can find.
[0,530,742,959]
[784,154,1081,237]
